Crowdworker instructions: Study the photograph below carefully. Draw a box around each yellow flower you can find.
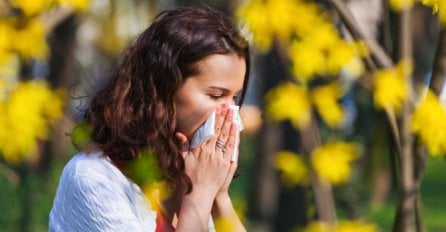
[304,24,339,51]
[290,39,325,83]
[130,150,168,210]
[292,4,327,38]
[411,90,446,156]
[0,81,65,164]
[0,22,14,53]
[300,220,331,232]
[266,0,300,41]
[0,54,20,95]
[373,59,411,112]
[214,217,235,232]
[312,82,344,128]
[143,181,170,212]
[10,0,53,16]
[342,57,365,79]
[237,0,274,52]
[422,0,446,24]
[290,25,339,82]
[311,141,359,185]
[13,20,49,59]
[237,0,366,84]
[335,220,378,232]
[327,40,360,76]
[275,151,309,187]
[57,0,90,12]
[265,82,311,129]
[389,0,415,11]
[237,0,323,52]
[215,198,247,232]
[233,198,247,223]
[290,25,364,82]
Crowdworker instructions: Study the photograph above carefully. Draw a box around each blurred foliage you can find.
[411,90,446,156]
[275,151,309,187]
[373,59,411,112]
[0,0,88,166]
[311,141,359,185]
[297,219,377,232]
[0,80,65,164]
[238,0,446,231]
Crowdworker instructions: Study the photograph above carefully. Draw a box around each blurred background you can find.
[1,0,446,231]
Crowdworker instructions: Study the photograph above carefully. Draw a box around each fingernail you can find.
[228,109,233,118]
[231,123,237,133]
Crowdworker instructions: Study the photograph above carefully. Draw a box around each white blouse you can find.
[49,152,157,231]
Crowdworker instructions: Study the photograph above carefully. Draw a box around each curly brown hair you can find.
[84,6,250,192]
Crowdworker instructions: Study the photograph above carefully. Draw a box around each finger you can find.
[222,123,237,160]
[217,107,233,145]
[214,104,227,135]
[215,139,227,155]
[175,132,189,159]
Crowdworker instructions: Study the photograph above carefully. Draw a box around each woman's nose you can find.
[217,99,235,109]
[222,98,235,105]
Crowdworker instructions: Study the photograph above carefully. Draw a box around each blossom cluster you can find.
[390,0,446,24]
[373,59,412,112]
[241,0,446,167]
[0,0,89,60]
[0,0,88,164]
[265,81,345,129]
[238,0,366,85]
[0,80,64,164]
[300,219,377,232]
[275,141,359,186]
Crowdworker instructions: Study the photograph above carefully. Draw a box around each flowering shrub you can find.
[0,0,89,164]
[238,0,446,230]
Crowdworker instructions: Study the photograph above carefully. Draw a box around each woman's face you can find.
[174,54,246,140]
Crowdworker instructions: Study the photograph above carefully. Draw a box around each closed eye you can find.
[209,94,223,99]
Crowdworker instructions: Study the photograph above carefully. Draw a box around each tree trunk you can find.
[393,6,416,232]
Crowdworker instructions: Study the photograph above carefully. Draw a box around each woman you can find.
[49,6,250,232]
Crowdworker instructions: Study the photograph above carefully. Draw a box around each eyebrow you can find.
[209,86,230,92]
[209,86,242,93]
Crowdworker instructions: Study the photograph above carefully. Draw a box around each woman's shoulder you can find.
[53,152,135,206]
[62,152,124,182]
[50,152,157,231]
[54,152,139,208]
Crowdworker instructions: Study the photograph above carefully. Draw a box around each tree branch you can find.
[41,7,75,33]
[0,162,20,185]
[299,116,336,225]
[393,6,416,232]
[430,27,446,95]
[329,0,393,68]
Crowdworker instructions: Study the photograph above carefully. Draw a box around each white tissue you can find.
[190,110,216,149]
[230,105,244,131]
[189,105,244,162]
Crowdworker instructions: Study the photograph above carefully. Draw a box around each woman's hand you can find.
[174,104,238,231]
[175,104,245,231]
[213,104,240,199]
[175,104,237,198]
[211,106,245,232]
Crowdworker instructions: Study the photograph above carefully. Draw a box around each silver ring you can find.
[216,140,227,152]
[216,139,225,147]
